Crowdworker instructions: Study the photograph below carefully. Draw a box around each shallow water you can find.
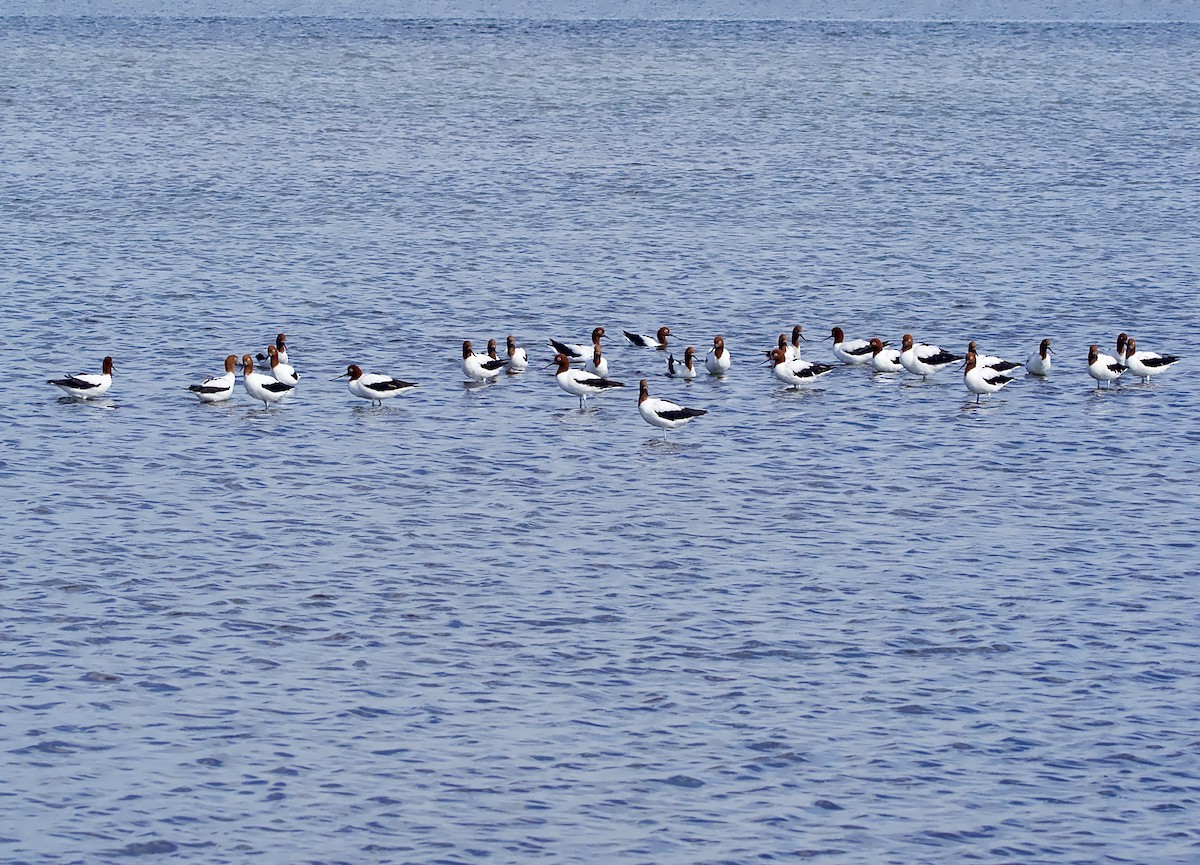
[1,17,1199,864]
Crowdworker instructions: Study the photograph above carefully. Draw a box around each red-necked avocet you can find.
[188,354,237,403]
[869,338,903,373]
[827,326,876,365]
[337,364,418,405]
[550,327,606,362]
[256,333,288,366]
[1087,344,1125,388]
[241,354,293,407]
[552,353,625,409]
[666,346,698,379]
[461,340,508,382]
[788,325,806,360]
[899,334,962,380]
[1025,338,1053,376]
[1115,332,1130,364]
[505,335,528,373]
[623,326,671,350]
[767,347,834,388]
[637,379,707,437]
[584,344,609,378]
[266,344,299,387]
[963,351,1015,402]
[1124,338,1179,383]
[965,341,1021,373]
[48,356,114,400]
[705,335,731,375]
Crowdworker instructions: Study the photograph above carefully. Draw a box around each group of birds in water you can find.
[47,327,1180,436]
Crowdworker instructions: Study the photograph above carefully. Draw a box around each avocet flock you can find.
[47,328,1180,436]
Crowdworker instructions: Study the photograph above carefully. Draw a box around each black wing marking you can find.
[366,379,416,393]
[923,350,962,366]
[657,407,707,421]
[591,378,625,390]
[49,375,98,389]
[623,330,648,347]
[847,344,873,356]
[1142,355,1178,368]
[264,381,294,393]
[797,363,834,378]
[189,383,230,394]
[481,358,509,371]
[549,339,579,357]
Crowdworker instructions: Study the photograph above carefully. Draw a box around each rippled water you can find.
[2,17,1199,864]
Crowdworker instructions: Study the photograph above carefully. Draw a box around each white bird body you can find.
[550,327,606,362]
[48,356,114,400]
[1087,344,1125,388]
[899,334,962,380]
[869,338,903,373]
[553,354,625,409]
[829,327,876,364]
[966,342,1021,373]
[705,336,731,375]
[505,336,529,372]
[963,352,1014,402]
[460,340,508,382]
[1124,338,1179,383]
[768,348,834,388]
[241,355,293,407]
[583,346,609,377]
[256,333,289,367]
[667,347,698,380]
[1025,339,1053,376]
[624,326,671,350]
[638,379,707,436]
[340,364,417,404]
[267,345,299,387]
[188,354,237,403]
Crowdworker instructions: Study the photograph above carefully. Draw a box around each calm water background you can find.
[2,17,1199,864]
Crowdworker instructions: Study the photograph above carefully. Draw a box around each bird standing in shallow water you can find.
[460,340,508,382]
[241,354,293,407]
[552,353,625,410]
[505,336,528,373]
[338,364,417,405]
[188,354,237,403]
[637,379,707,438]
[624,326,671,350]
[1087,344,1125,388]
[667,346,698,380]
[963,351,1014,403]
[1124,338,1178,383]
[1026,339,1053,376]
[705,335,731,375]
[49,356,114,400]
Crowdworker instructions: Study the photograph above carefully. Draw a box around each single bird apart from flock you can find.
[188,354,238,403]
[337,364,418,405]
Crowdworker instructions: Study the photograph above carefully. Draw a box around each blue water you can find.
[2,17,1199,864]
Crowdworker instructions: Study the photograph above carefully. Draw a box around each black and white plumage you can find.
[666,346,698,380]
[188,354,237,403]
[505,335,529,373]
[899,334,963,380]
[553,353,625,409]
[241,354,294,407]
[48,356,114,400]
[869,338,903,373]
[624,326,671,350]
[1087,344,1125,388]
[767,347,834,388]
[339,364,417,405]
[266,344,299,386]
[550,327,606,362]
[256,333,289,366]
[966,341,1022,374]
[1026,338,1053,376]
[583,345,609,378]
[963,351,1015,402]
[705,335,731,375]
[638,379,707,437]
[829,326,877,364]
[1123,338,1179,383]
[460,340,508,382]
